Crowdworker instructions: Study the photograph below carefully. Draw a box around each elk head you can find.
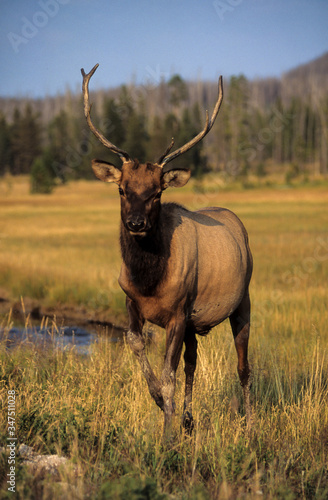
[81,64,223,237]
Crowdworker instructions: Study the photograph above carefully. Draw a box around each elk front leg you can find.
[229,290,252,427]
[126,297,164,410]
[182,329,197,434]
[160,318,186,436]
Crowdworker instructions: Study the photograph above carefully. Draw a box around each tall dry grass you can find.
[0,321,327,498]
[0,176,328,498]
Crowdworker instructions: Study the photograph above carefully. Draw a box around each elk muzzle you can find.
[125,215,148,234]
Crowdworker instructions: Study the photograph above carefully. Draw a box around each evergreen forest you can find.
[0,52,327,191]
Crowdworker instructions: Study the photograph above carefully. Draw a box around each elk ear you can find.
[92,159,122,184]
[162,169,191,189]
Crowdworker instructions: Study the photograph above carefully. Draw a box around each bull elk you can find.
[81,64,253,435]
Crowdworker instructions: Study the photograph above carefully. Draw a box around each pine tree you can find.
[30,149,56,194]
[173,108,204,175]
[168,75,189,107]
[0,114,11,175]
[317,96,328,175]
[47,110,71,180]
[118,85,134,127]
[123,111,148,161]
[147,115,171,163]
[164,113,180,140]
[101,98,126,167]
[10,105,41,175]
[228,75,250,177]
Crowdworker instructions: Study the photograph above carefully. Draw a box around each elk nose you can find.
[126,216,147,233]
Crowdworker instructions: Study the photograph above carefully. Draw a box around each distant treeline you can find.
[1,54,327,190]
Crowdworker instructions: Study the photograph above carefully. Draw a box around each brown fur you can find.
[80,65,246,436]
[92,159,253,435]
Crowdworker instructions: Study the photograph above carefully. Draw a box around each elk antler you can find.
[158,76,223,169]
[81,64,131,162]
[156,137,175,165]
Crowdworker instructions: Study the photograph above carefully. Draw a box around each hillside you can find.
[281,51,328,103]
[1,52,327,124]
[0,52,327,179]
[284,51,328,80]
[249,51,328,108]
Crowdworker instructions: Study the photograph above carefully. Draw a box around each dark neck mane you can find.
[120,207,173,296]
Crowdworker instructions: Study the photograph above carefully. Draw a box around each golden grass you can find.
[0,176,328,498]
[1,176,327,317]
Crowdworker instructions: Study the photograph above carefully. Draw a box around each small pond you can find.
[0,321,126,355]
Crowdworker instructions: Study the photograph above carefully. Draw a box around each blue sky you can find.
[0,0,327,98]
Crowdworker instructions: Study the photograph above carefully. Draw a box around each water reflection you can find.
[0,323,126,355]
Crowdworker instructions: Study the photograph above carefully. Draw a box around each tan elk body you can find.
[81,64,253,434]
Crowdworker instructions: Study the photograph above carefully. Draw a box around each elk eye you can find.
[118,187,124,196]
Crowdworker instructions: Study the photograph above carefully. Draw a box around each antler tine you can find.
[81,64,131,162]
[159,76,223,169]
[156,137,175,165]
[209,76,224,128]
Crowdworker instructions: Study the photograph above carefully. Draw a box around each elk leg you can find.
[126,297,164,410]
[229,290,252,426]
[182,329,198,434]
[160,319,186,436]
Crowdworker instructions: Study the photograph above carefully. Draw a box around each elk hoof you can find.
[182,411,194,435]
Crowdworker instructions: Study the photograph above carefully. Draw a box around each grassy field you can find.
[0,176,328,498]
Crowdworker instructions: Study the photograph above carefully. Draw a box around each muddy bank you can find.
[0,295,128,352]
[0,292,128,332]
[0,292,158,353]
[0,292,128,352]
